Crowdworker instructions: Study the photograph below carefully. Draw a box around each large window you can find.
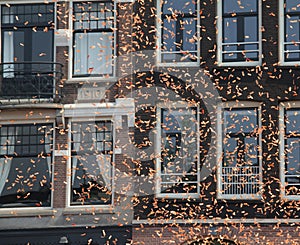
[218,104,262,199]
[0,123,53,208]
[280,103,300,198]
[217,0,261,65]
[280,0,300,63]
[70,120,114,206]
[156,105,200,198]
[1,3,54,72]
[72,1,115,77]
[157,0,200,65]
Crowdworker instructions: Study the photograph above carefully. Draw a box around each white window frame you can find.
[279,0,300,65]
[67,0,117,82]
[156,0,201,67]
[279,101,300,200]
[217,0,262,67]
[0,112,55,211]
[155,101,200,199]
[217,101,263,200]
[66,116,115,208]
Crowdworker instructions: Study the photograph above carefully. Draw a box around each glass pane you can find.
[162,0,196,14]
[286,138,300,175]
[286,109,300,133]
[223,0,257,14]
[71,154,112,205]
[285,0,300,13]
[223,18,238,43]
[32,30,53,63]
[285,16,300,42]
[223,108,258,134]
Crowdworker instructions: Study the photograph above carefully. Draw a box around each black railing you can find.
[0,62,63,102]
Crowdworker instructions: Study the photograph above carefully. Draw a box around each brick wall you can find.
[132,224,300,245]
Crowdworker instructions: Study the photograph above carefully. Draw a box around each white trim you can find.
[217,0,262,67]
[155,101,200,199]
[132,218,300,225]
[217,101,263,200]
[156,0,201,67]
[68,0,117,80]
[279,102,300,200]
[278,0,300,65]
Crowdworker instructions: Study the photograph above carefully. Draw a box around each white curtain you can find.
[3,31,14,78]
[72,124,81,186]
[96,154,112,191]
[74,32,113,76]
[0,127,15,194]
[44,126,52,181]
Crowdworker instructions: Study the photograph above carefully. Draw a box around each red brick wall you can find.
[132,224,300,245]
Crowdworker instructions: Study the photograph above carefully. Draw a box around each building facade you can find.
[0,0,300,244]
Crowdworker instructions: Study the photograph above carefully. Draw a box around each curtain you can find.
[74,32,113,76]
[0,127,15,195]
[3,31,14,78]
[72,124,81,187]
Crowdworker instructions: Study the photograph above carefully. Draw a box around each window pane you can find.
[286,109,300,133]
[285,0,300,13]
[223,108,258,134]
[162,0,195,14]
[286,138,300,175]
[223,0,257,14]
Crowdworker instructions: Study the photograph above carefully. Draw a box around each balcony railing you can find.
[0,62,63,102]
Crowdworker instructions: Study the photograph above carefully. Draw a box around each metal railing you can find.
[221,166,260,196]
[0,62,63,102]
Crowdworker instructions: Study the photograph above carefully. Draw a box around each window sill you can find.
[217,61,261,67]
[155,193,200,199]
[63,206,114,215]
[281,195,300,201]
[217,194,262,201]
[156,62,200,67]
[66,76,118,84]
[0,207,54,217]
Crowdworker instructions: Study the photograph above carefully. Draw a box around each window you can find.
[279,0,300,63]
[70,120,114,206]
[1,3,55,72]
[279,103,300,198]
[0,123,53,208]
[217,0,261,65]
[156,104,200,198]
[0,3,58,99]
[217,104,262,199]
[72,1,115,77]
[157,0,200,65]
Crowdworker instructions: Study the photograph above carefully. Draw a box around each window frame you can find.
[217,102,263,200]
[279,102,300,200]
[68,0,117,81]
[155,102,201,199]
[66,117,115,208]
[0,119,55,210]
[156,0,201,67]
[217,0,262,66]
[279,0,300,65]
